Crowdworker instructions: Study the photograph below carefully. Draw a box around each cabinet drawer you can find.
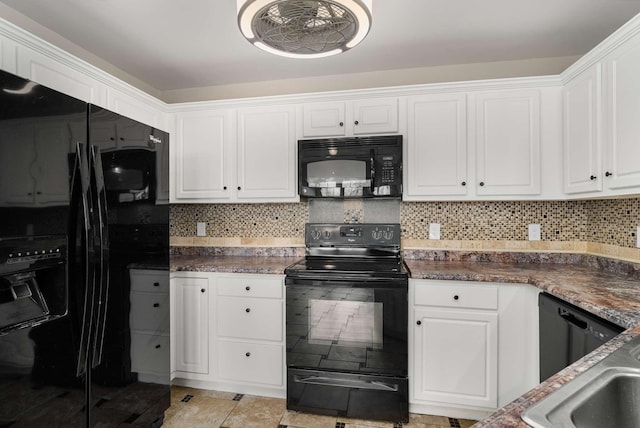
[217,275,283,299]
[217,340,283,386]
[130,269,169,293]
[217,297,283,341]
[130,292,170,333]
[415,282,498,310]
[131,332,170,375]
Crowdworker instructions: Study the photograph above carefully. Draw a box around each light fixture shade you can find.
[237,0,372,59]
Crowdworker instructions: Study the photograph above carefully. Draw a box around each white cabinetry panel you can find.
[563,65,602,194]
[604,33,640,190]
[302,98,398,137]
[236,105,297,200]
[174,276,210,375]
[406,93,468,197]
[414,307,498,408]
[16,45,104,105]
[174,110,232,200]
[474,90,541,196]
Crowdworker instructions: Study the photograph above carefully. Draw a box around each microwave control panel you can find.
[379,155,397,184]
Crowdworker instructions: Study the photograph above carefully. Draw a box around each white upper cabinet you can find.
[603,33,640,190]
[174,109,233,201]
[236,105,298,201]
[16,45,105,106]
[302,98,398,137]
[172,105,298,203]
[561,29,640,197]
[563,64,603,194]
[405,93,468,198]
[474,89,541,196]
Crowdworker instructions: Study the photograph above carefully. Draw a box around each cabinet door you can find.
[475,90,541,195]
[236,105,297,200]
[604,34,640,189]
[406,93,467,197]
[174,277,209,374]
[0,125,35,205]
[352,98,399,135]
[564,65,603,194]
[33,123,72,205]
[174,110,232,200]
[414,307,498,408]
[302,101,346,137]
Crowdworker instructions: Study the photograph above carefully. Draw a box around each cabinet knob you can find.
[155,344,161,349]
[36,191,42,195]
[237,186,241,190]
[461,181,466,186]
[453,295,459,301]
[153,282,160,287]
[245,352,251,357]
[339,122,344,127]
[110,137,115,141]
[590,175,597,181]
[27,192,33,196]
[153,303,160,308]
[245,286,251,291]
[201,288,205,293]
[119,137,125,141]
[416,320,422,326]
[605,171,612,177]
[354,120,359,125]
[223,186,227,190]
[479,182,485,187]
[245,308,251,313]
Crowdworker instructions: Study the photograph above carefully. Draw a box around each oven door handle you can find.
[293,375,399,392]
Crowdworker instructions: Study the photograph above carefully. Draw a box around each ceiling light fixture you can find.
[237,0,372,59]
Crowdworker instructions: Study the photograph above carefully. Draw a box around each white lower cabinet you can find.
[129,269,171,384]
[172,274,212,378]
[410,279,539,420]
[171,272,285,397]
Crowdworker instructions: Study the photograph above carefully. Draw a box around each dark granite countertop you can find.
[170,249,640,427]
[171,254,296,275]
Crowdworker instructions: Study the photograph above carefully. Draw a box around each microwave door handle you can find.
[70,142,96,378]
[89,144,110,368]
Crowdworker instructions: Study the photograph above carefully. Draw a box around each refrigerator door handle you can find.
[89,144,110,368]
[70,142,97,378]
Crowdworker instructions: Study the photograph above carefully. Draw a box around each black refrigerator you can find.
[0,69,170,427]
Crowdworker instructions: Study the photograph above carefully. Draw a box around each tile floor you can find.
[164,386,477,428]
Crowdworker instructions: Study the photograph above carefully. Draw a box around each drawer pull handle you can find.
[245,286,251,291]
[245,352,251,357]
[416,320,422,326]
[155,344,161,349]
[153,282,160,287]
[153,303,160,308]
[245,308,251,313]
[453,295,459,300]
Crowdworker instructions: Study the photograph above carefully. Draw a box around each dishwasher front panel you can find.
[539,292,624,382]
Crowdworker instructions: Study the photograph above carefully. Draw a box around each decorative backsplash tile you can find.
[170,203,308,237]
[170,197,640,249]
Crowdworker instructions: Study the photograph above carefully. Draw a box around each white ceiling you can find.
[2,0,640,94]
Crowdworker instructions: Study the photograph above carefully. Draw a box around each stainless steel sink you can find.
[523,335,640,428]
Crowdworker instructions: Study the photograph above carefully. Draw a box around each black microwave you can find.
[298,135,402,199]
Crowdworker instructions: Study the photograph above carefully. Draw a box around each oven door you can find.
[285,277,408,421]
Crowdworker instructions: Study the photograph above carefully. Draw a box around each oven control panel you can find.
[306,223,401,247]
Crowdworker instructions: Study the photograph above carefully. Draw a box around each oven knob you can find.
[311,230,321,240]
[372,230,382,240]
[323,231,331,239]
[383,230,393,240]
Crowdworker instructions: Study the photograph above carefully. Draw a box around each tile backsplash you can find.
[170,197,640,250]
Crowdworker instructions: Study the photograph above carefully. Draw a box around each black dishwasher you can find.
[539,292,624,382]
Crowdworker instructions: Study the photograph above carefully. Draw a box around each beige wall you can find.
[160,56,578,103]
